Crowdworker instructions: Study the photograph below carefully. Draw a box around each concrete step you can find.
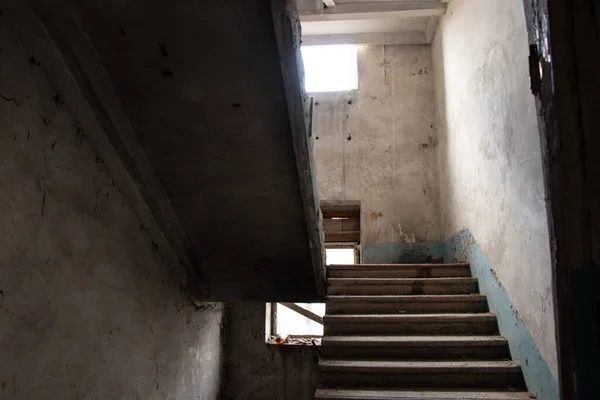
[315,388,533,400]
[326,295,488,314]
[318,360,526,390]
[323,313,499,335]
[328,264,471,279]
[327,278,479,295]
[321,335,510,360]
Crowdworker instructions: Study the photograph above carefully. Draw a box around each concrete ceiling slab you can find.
[300,0,448,45]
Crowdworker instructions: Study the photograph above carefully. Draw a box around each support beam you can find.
[300,2,446,22]
[280,303,324,325]
[270,0,326,298]
[302,31,427,45]
[425,16,440,43]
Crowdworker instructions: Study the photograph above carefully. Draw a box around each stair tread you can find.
[319,360,521,372]
[328,277,477,284]
[319,265,526,397]
[323,335,508,347]
[325,313,497,321]
[327,295,486,301]
[329,263,469,270]
[315,388,532,399]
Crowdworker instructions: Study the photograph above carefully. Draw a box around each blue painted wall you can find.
[445,229,559,400]
[361,230,559,399]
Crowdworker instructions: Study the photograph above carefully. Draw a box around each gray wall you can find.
[0,11,224,400]
[432,0,557,378]
[312,45,442,245]
[224,303,319,400]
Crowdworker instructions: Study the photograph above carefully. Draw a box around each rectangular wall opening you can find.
[301,45,358,93]
[265,247,358,345]
[266,202,361,345]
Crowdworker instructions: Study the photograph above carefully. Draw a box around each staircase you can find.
[315,263,532,400]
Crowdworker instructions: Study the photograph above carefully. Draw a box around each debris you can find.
[275,334,289,344]
[267,335,321,346]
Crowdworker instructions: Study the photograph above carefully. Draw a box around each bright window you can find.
[326,247,356,265]
[301,45,358,93]
[275,303,325,336]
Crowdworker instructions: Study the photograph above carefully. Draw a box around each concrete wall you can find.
[222,45,444,400]
[224,303,319,400]
[432,0,557,378]
[0,11,224,399]
[312,45,442,252]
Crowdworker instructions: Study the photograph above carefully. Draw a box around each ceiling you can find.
[29,0,325,301]
[297,0,449,45]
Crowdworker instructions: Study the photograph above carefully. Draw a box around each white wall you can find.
[432,0,557,377]
[312,45,443,244]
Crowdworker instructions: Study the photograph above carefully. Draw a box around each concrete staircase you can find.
[315,263,532,400]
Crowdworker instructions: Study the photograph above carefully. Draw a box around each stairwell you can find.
[315,263,533,400]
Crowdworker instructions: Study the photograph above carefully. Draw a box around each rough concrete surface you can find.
[312,45,442,245]
[0,12,224,399]
[432,0,557,378]
[225,303,319,400]
[60,0,319,301]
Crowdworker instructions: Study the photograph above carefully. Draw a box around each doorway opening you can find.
[266,201,361,345]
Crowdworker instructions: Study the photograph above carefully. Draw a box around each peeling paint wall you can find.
[312,45,442,248]
[0,10,224,399]
[432,0,557,378]
[446,230,559,399]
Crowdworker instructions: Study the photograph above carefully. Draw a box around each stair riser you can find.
[324,321,499,335]
[319,264,526,399]
[326,301,488,314]
[315,390,533,400]
[327,282,478,295]
[329,268,470,279]
[318,371,526,390]
[321,346,511,360]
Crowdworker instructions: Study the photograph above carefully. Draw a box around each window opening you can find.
[326,247,355,265]
[321,201,361,243]
[301,45,358,93]
[266,202,361,345]
[266,247,358,345]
